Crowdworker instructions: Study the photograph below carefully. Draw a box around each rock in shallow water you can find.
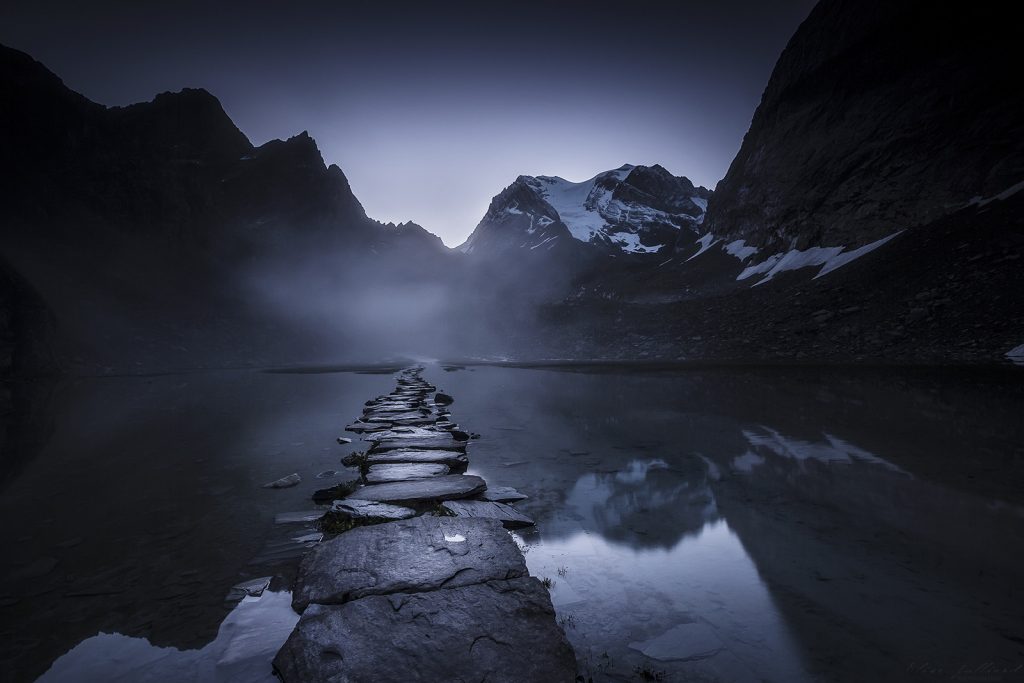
[274,578,575,683]
[442,499,535,529]
[291,516,525,612]
[365,462,450,483]
[476,486,528,503]
[344,474,485,505]
[263,473,301,489]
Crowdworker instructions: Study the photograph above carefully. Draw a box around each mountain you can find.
[523,0,1023,363]
[702,0,1024,257]
[459,164,711,258]
[0,43,455,373]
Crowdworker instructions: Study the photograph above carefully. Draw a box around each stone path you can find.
[272,367,574,682]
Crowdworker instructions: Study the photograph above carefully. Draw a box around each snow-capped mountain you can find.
[459,164,711,257]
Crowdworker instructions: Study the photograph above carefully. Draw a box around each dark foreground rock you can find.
[274,577,576,683]
[442,499,536,529]
[292,516,526,612]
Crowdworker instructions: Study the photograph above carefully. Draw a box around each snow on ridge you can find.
[517,166,705,253]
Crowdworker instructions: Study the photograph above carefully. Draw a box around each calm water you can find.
[2,363,1023,682]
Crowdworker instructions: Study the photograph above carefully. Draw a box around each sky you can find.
[1,0,817,246]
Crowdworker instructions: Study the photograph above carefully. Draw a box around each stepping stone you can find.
[263,473,301,489]
[476,486,528,503]
[274,577,576,683]
[345,422,391,433]
[275,510,325,525]
[290,516,527,612]
[365,463,450,483]
[434,392,454,405]
[370,437,468,453]
[329,499,417,521]
[365,449,468,469]
[442,500,536,529]
[344,475,485,505]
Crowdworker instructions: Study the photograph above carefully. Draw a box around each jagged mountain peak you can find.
[460,163,712,257]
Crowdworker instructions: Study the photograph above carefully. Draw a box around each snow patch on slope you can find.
[735,231,903,285]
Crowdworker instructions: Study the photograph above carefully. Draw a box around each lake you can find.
[2,363,1023,682]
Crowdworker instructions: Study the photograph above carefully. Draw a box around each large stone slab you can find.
[442,499,536,529]
[344,474,485,505]
[365,463,450,483]
[274,577,576,683]
[365,449,469,468]
[329,499,417,521]
[292,516,526,611]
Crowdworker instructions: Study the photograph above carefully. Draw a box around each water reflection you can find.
[439,364,1024,682]
[558,458,717,549]
[37,591,297,682]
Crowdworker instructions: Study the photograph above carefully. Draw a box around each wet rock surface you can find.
[292,516,527,611]
[328,498,417,521]
[344,474,486,505]
[274,366,572,680]
[274,577,576,683]
[364,448,469,468]
[365,462,450,483]
[442,499,536,529]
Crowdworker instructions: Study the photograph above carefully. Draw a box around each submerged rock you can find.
[263,473,301,489]
[344,474,485,505]
[274,578,576,683]
[291,516,526,612]
[225,576,272,602]
[476,486,528,503]
[365,462,450,483]
[336,437,352,444]
[311,479,360,503]
[275,510,325,525]
[442,499,536,529]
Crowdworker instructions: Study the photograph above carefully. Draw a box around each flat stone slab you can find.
[365,463,450,483]
[476,486,528,503]
[370,437,467,452]
[365,449,469,468]
[442,499,536,529]
[345,422,391,433]
[292,516,526,611]
[330,499,417,521]
[275,577,575,683]
[344,474,485,505]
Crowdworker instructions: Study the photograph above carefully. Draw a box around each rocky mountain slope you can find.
[0,43,456,373]
[459,164,710,258]
[524,0,1023,363]
[702,0,1024,256]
